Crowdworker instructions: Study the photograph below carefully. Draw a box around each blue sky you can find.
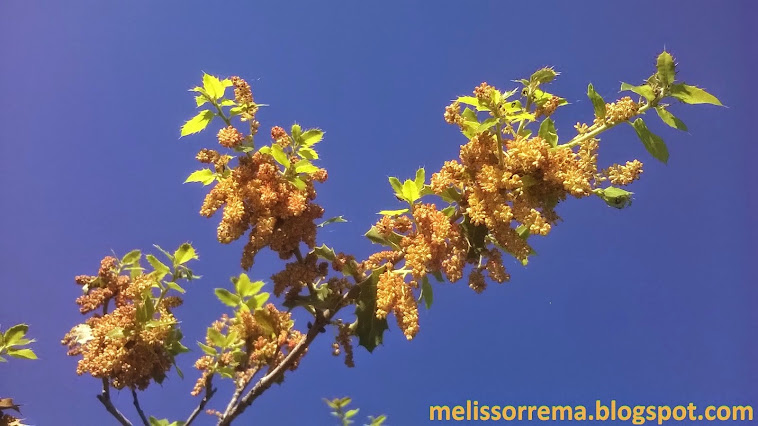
[1,1,756,425]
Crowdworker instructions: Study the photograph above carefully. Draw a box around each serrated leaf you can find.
[669,83,722,106]
[317,216,347,228]
[253,292,270,308]
[298,147,318,160]
[364,227,403,249]
[401,180,420,203]
[461,107,478,123]
[270,144,289,167]
[207,328,225,347]
[6,348,37,360]
[378,209,409,216]
[388,177,403,198]
[620,83,656,102]
[587,83,606,119]
[300,129,324,147]
[4,324,28,346]
[419,277,433,309]
[353,267,389,352]
[180,110,215,137]
[194,95,208,107]
[630,118,669,164]
[173,243,197,265]
[202,73,225,100]
[294,159,319,174]
[121,249,141,265]
[147,255,170,279]
[530,67,558,85]
[214,288,240,307]
[655,107,688,131]
[538,118,558,148]
[656,51,676,87]
[219,99,235,107]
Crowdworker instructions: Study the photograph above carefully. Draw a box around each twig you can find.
[96,378,133,426]
[131,389,149,426]
[217,312,330,426]
[185,376,217,426]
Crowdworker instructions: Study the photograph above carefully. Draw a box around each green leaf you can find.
[538,118,558,148]
[456,96,489,112]
[7,348,37,360]
[620,83,655,102]
[401,180,420,203]
[184,169,216,186]
[147,255,171,279]
[197,342,217,356]
[419,277,433,309]
[180,110,214,137]
[288,176,306,191]
[630,118,669,164]
[515,224,530,239]
[364,227,403,249]
[298,147,319,160]
[270,144,289,167]
[294,159,319,174]
[166,281,186,294]
[475,117,498,134]
[253,310,275,335]
[214,288,240,307]
[587,83,606,119]
[121,249,141,265]
[207,328,225,347]
[414,168,425,190]
[345,409,360,419]
[378,209,409,216]
[530,67,558,85]
[173,243,198,265]
[598,187,634,209]
[291,124,302,142]
[388,177,403,199]
[317,216,347,228]
[300,129,324,147]
[106,327,125,339]
[252,292,270,309]
[202,73,225,100]
[669,83,722,106]
[4,324,28,346]
[352,267,389,352]
[194,95,208,107]
[233,273,264,297]
[460,107,478,122]
[656,51,676,87]
[655,107,688,131]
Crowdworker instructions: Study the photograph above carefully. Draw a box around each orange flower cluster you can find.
[0,414,23,426]
[331,320,355,367]
[594,96,640,125]
[375,269,419,340]
[199,150,326,269]
[271,253,329,298]
[191,305,304,396]
[535,95,562,119]
[62,257,182,390]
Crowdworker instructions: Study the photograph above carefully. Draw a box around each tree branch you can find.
[96,378,133,426]
[131,389,149,426]
[185,376,216,426]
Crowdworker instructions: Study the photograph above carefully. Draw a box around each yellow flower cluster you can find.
[375,270,419,340]
[62,257,181,390]
[199,150,326,270]
[594,96,640,125]
[604,160,643,185]
[535,95,562,119]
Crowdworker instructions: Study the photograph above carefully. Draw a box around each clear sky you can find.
[1,1,756,425]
